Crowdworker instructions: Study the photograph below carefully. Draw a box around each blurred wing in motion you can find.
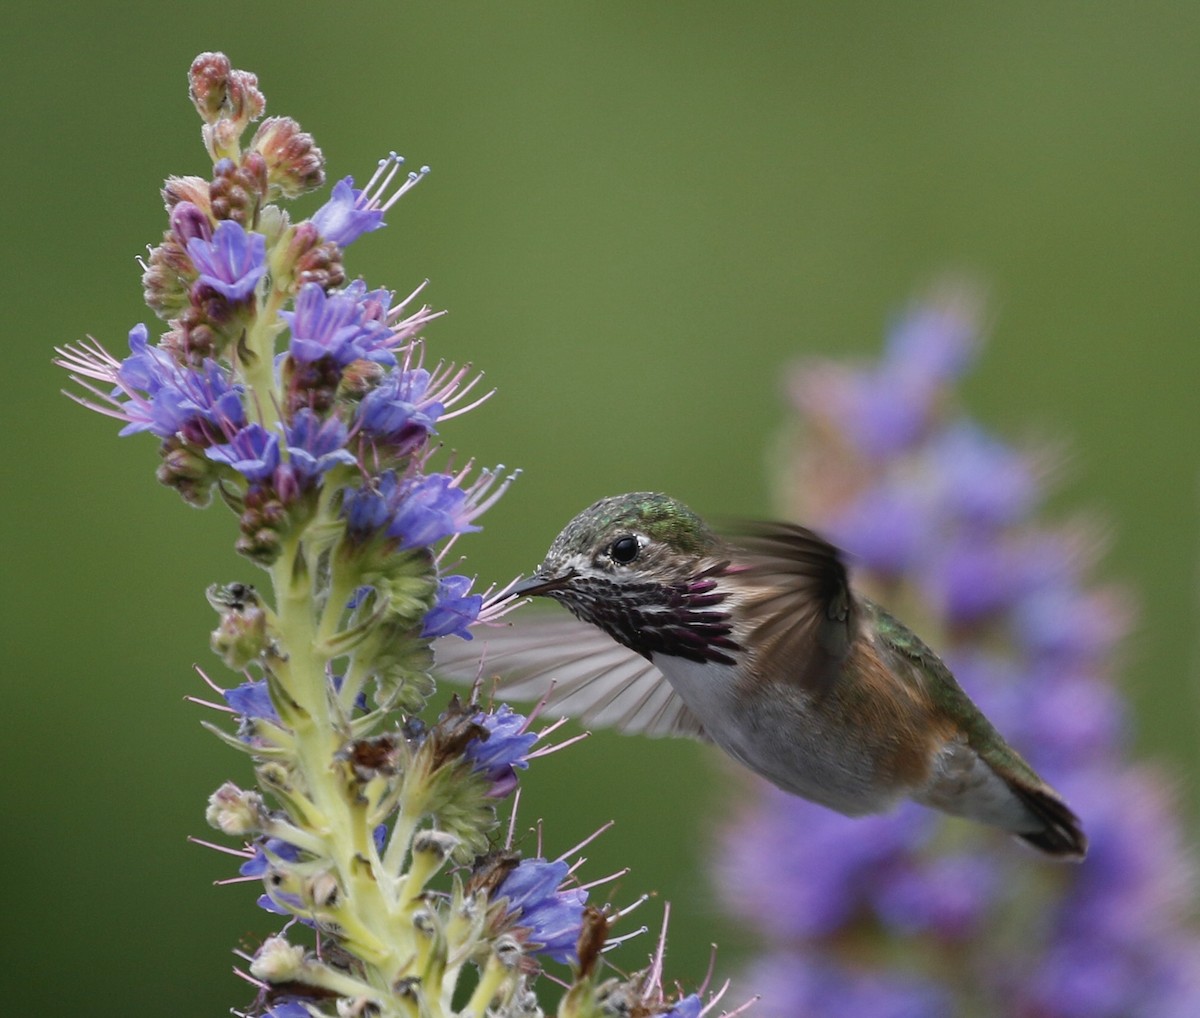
[433,614,706,738]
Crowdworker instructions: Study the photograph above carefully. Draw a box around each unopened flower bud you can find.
[249,934,305,982]
[236,488,289,565]
[205,781,266,835]
[188,52,233,123]
[210,157,266,226]
[156,437,218,507]
[142,243,195,321]
[252,116,325,199]
[161,175,213,213]
[295,240,346,292]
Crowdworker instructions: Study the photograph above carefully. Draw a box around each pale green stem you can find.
[460,955,510,1018]
[241,287,287,435]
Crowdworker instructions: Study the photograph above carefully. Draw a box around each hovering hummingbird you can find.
[436,492,1086,859]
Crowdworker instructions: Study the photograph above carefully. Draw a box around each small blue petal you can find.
[422,574,482,639]
[186,220,267,302]
[311,176,386,247]
[224,679,280,722]
[204,423,280,482]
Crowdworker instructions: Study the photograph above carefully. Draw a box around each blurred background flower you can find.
[9,5,1197,1015]
[714,291,1200,1016]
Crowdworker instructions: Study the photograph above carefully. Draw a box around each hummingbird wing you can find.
[432,614,708,739]
[731,522,857,695]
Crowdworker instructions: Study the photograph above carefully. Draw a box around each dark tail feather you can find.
[1013,783,1087,860]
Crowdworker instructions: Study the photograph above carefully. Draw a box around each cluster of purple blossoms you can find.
[58,53,721,1018]
[713,290,1200,1016]
[57,57,501,642]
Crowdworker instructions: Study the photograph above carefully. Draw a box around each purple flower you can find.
[496,858,586,964]
[827,478,934,576]
[282,282,395,367]
[77,324,247,440]
[311,176,386,247]
[464,704,536,797]
[422,574,482,640]
[873,853,998,938]
[387,473,481,548]
[265,1004,312,1018]
[224,679,279,722]
[168,200,211,247]
[239,837,302,878]
[344,467,512,549]
[718,784,932,940]
[310,154,429,248]
[663,996,703,1018]
[186,219,266,302]
[712,289,1200,1016]
[280,409,356,490]
[926,424,1037,526]
[357,367,443,452]
[205,422,280,482]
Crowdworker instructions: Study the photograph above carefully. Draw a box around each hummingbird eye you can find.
[608,535,640,565]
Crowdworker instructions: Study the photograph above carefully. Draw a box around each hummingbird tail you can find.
[1011,782,1088,860]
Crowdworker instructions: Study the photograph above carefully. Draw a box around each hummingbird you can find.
[435,492,1086,859]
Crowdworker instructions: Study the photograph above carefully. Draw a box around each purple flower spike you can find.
[186,219,267,302]
[713,289,1200,1017]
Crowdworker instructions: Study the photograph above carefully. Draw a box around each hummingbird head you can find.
[511,493,740,664]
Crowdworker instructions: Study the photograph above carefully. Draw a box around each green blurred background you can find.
[4,2,1197,1013]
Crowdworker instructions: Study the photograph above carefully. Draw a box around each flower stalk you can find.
[58,52,716,1018]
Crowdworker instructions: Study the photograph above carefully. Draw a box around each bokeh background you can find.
[4,3,1197,1014]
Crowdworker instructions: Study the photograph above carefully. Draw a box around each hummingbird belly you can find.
[652,655,917,815]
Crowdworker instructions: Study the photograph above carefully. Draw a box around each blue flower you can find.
[343,469,500,549]
[422,574,482,640]
[186,219,267,302]
[239,837,302,878]
[311,176,386,247]
[282,282,395,367]
[264,1003,312,1018]
[205,422,280,483]
[387,473,481,548]
[281,409,357,488]
[357,367,443,451]
[496,858,586,964]
[223,679,279,722]
[464,704,536,797]
[108,325,246,440]
[663,996,703,1018]
[713,289,1200,1016]
[310,154,429,248]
